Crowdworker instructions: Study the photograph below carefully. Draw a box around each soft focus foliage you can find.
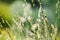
[0,0,60,40]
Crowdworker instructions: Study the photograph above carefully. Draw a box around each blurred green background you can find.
[0,0,60,40]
